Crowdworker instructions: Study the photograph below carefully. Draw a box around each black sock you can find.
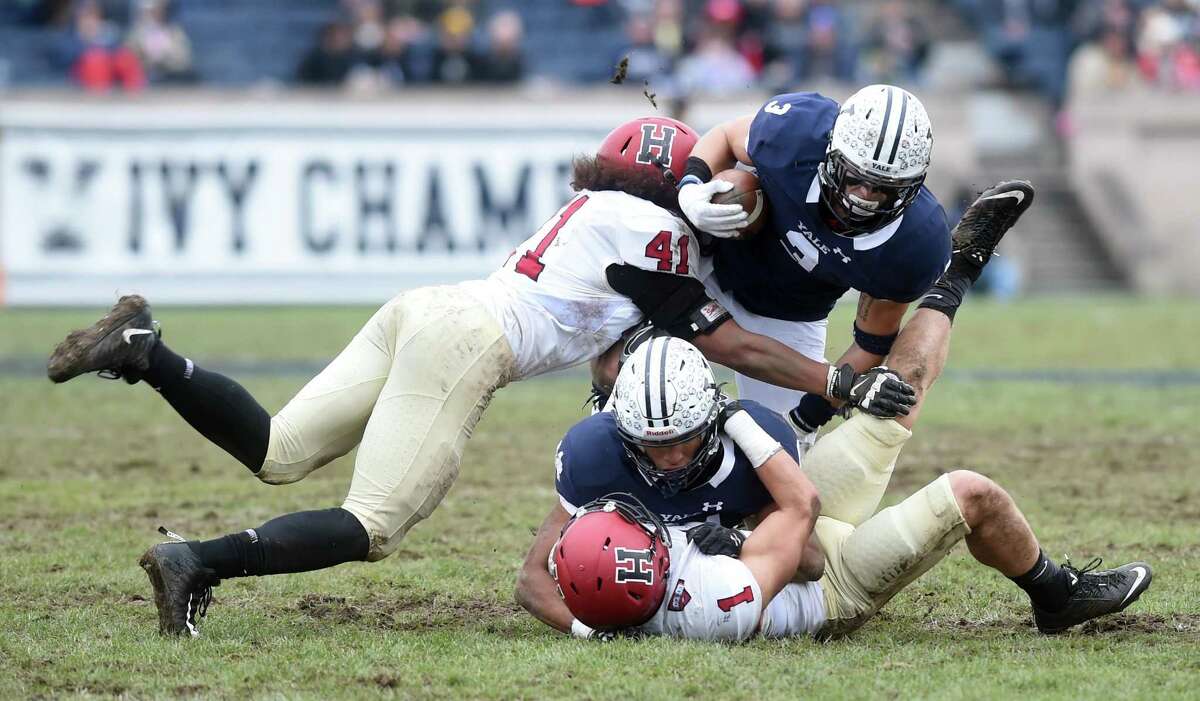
[916,266,976,323]
[141,342,270,473]
[1010,549,1072,611]
[186,508,370,579]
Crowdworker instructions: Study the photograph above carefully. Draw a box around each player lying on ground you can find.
[44,117,914,638]
[676,84,957,453]
[516,189,1153,640]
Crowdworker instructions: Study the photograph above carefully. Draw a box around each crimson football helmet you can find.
[550,493,672,629]
[596,116,698,183]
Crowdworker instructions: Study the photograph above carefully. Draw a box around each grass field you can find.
[2,297,1199,699]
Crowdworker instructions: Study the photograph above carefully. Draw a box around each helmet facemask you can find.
[818,150,924,235]
[617,408,723,498]
[610,337,725,499]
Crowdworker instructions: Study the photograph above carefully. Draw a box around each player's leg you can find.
[815,471,1153,639]
[813,473,969,639]
[948,470,1153,634]
[138,287,517,635]
[339,287,516,561]
[48,295,273,472]
[47,293,415,483]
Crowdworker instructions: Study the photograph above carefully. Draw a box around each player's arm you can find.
[693,319,830,396]
[677,115,755,237]
[835,293,908,373]
[751,502,826,582]
[515,504,575,634]
[719,404,821,606]
[689,114,755,173]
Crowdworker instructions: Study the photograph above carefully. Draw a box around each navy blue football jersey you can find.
[710,92,951,322]
[554,401,799,527]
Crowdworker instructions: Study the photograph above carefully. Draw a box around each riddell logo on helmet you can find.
[644,428,677,437]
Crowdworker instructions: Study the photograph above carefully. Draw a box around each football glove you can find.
[827,364,916,418]
[678,179,748,238]
[685,522,747,558]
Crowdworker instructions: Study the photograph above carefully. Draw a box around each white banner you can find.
[0,103,610,304]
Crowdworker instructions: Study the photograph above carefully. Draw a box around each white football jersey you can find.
[459,190,703,380]
[635,526,827,642]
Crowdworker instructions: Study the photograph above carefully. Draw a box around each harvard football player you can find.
[678,85,1032,448]
[519,316,1153,641]
[46,116,912,637]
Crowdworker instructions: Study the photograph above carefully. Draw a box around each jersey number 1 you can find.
[515,195,589,281]
[645,231,690,275]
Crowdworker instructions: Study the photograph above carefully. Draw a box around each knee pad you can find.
[802,414,912,525]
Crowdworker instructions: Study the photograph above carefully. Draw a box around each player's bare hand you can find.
[827,364,916,418]
[678,179,748,238]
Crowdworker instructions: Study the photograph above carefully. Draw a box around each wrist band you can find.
[825,364,839,397]
[571,619,594,639]
[723,410,782,468]
[678,156,713,190]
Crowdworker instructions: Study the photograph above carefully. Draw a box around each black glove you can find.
[827,364,916,418]
[685,522,747,558]
[788,393,839,434]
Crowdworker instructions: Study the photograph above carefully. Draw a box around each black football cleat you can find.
[47,295,160,384]
[951,180,1036,270]
[1032,558,1153,634]
[139,538,220,638]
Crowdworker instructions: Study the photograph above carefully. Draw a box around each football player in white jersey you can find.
[519,211,1154,641]
[46,116,913,638]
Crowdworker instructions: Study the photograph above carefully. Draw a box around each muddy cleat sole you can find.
[951,180,1036,270]
[1033,559,1153,634]
[138,541,219,638]
[46,295,160,384]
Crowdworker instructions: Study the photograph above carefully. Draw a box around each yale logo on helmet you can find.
[636,124,677,169]
[614,547,656,585]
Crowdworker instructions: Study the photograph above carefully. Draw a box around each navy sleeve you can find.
[743,402,801,462]
[554,429,588,513]
[747,92,840,173]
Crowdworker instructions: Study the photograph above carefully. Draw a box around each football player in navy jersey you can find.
[677,85,1023,448]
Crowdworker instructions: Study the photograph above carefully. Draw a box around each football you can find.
[711,168,767,239]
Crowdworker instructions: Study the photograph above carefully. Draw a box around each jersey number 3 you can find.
[515,195,590,281]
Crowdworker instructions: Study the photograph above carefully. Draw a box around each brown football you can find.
[711,168,767,239]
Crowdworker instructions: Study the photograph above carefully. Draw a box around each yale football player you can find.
[516,190,1153,640]
[677,84,1027,446]
[46,116,912,637]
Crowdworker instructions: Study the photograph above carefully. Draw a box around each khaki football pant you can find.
[257,285,515,561]
[814,474,971,639]
[801,413,913,526]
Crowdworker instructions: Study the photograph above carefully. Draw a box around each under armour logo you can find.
[702,501,723,512]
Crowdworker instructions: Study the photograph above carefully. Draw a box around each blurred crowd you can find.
[16,0,194,91]
[296,0,525,89]
[3,0,1198,99]
[615,0,930,96]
